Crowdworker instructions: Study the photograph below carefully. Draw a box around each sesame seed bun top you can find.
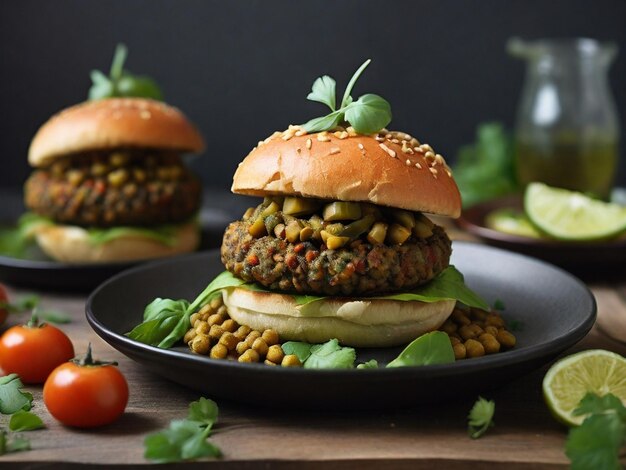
[28,98,205,167]
[231,126,462,218]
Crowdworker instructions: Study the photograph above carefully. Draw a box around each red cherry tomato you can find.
[0,319,74,383]
[0,284,8,325]
[43,348,128,428]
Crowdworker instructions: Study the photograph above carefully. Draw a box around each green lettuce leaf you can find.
[86,225,182,247]
[218,266,488,309]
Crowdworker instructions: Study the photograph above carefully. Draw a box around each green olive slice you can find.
[323,201,362,221]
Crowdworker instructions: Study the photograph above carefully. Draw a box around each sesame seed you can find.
[435,154,445,165]
[405,159,411,166]
[375,135,385,142]
[391,138,400,144]
[379,143,396,158]
[445,168,452,177]
[258,141,264,146]
[425,151,435,159]
[430,167,438,177]
[295,130,307,136]
[330,147,341,155]
[415,162,422,169]
[358,143,364,150]
[306,138,312,149]
[317,134,330,142]
[386,133,393,139]
[140,110,151,120]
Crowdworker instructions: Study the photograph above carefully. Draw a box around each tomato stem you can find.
[26,310,40,328]
[72,343,118,367]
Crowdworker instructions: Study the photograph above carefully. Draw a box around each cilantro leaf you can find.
[386,331,455,368]
[357,359,379,369]
[565,392,626,470]
[566,413,625,470]
[301,111,344,134]
[0,429,31,455]
[343,94,392,134]
[467,396,495,439]
[452,123,518,208]
[307,75,337,111]
[9,411,45,432]
[144,398,221,463]
[301,59,392,134]
[304,339,356,370]
[573,392,626,419]
[0,375,33,415]
[89,43,163,101]
[281,342,313,363]
[187,398,219,429]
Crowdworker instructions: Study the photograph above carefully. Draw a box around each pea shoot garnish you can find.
[301,59,392,134]
[89,43,163,101]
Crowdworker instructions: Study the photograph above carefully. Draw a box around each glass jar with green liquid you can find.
[508,38,620,199]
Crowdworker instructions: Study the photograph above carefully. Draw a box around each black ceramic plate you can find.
[86,242,596,410]
[456,196,626,276]
[0,206,232,291]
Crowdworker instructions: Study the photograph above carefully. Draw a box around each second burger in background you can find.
[25,98,204,263]
[22,44,205,263]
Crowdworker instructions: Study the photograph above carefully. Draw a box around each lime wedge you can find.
[485,208,542,238]
[525,183,626,241]
[543,349,626,426]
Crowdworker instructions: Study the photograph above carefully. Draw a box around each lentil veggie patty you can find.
[221,219,452,296]
[24,149,201,227]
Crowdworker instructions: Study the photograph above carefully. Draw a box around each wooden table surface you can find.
[1,226,626,469]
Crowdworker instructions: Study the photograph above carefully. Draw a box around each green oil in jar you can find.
[515,133,618,200]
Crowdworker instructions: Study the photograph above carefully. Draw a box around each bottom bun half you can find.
[35,222,199,263]
[222,287,455,348]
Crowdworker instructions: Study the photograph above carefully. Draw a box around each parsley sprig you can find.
[566,392,626,469]
[468,396,495,439]
[301,59,392,134]
[0,374,45,456]
[89,44,163,101]
[144,397,221,463]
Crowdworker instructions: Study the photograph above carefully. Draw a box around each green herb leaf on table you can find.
[89,43,163,101]
[386,331,455,368]
[301,59,392,134]
[187,397,219,429]
[565,392,626,470]
[452,123,518,208]
[467,396,495,439]
[0,429,31,455]
[37,310,72,324]
[144,397,221,463]
[0,375,33,415]
[9,410,45,432]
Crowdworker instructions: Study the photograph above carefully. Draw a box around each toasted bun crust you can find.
[29,98,205,167]
[33,221,199,263]
[222,287,455,347]
[232,129,461,217]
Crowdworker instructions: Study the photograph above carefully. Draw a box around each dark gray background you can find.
[1,0,625,192]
